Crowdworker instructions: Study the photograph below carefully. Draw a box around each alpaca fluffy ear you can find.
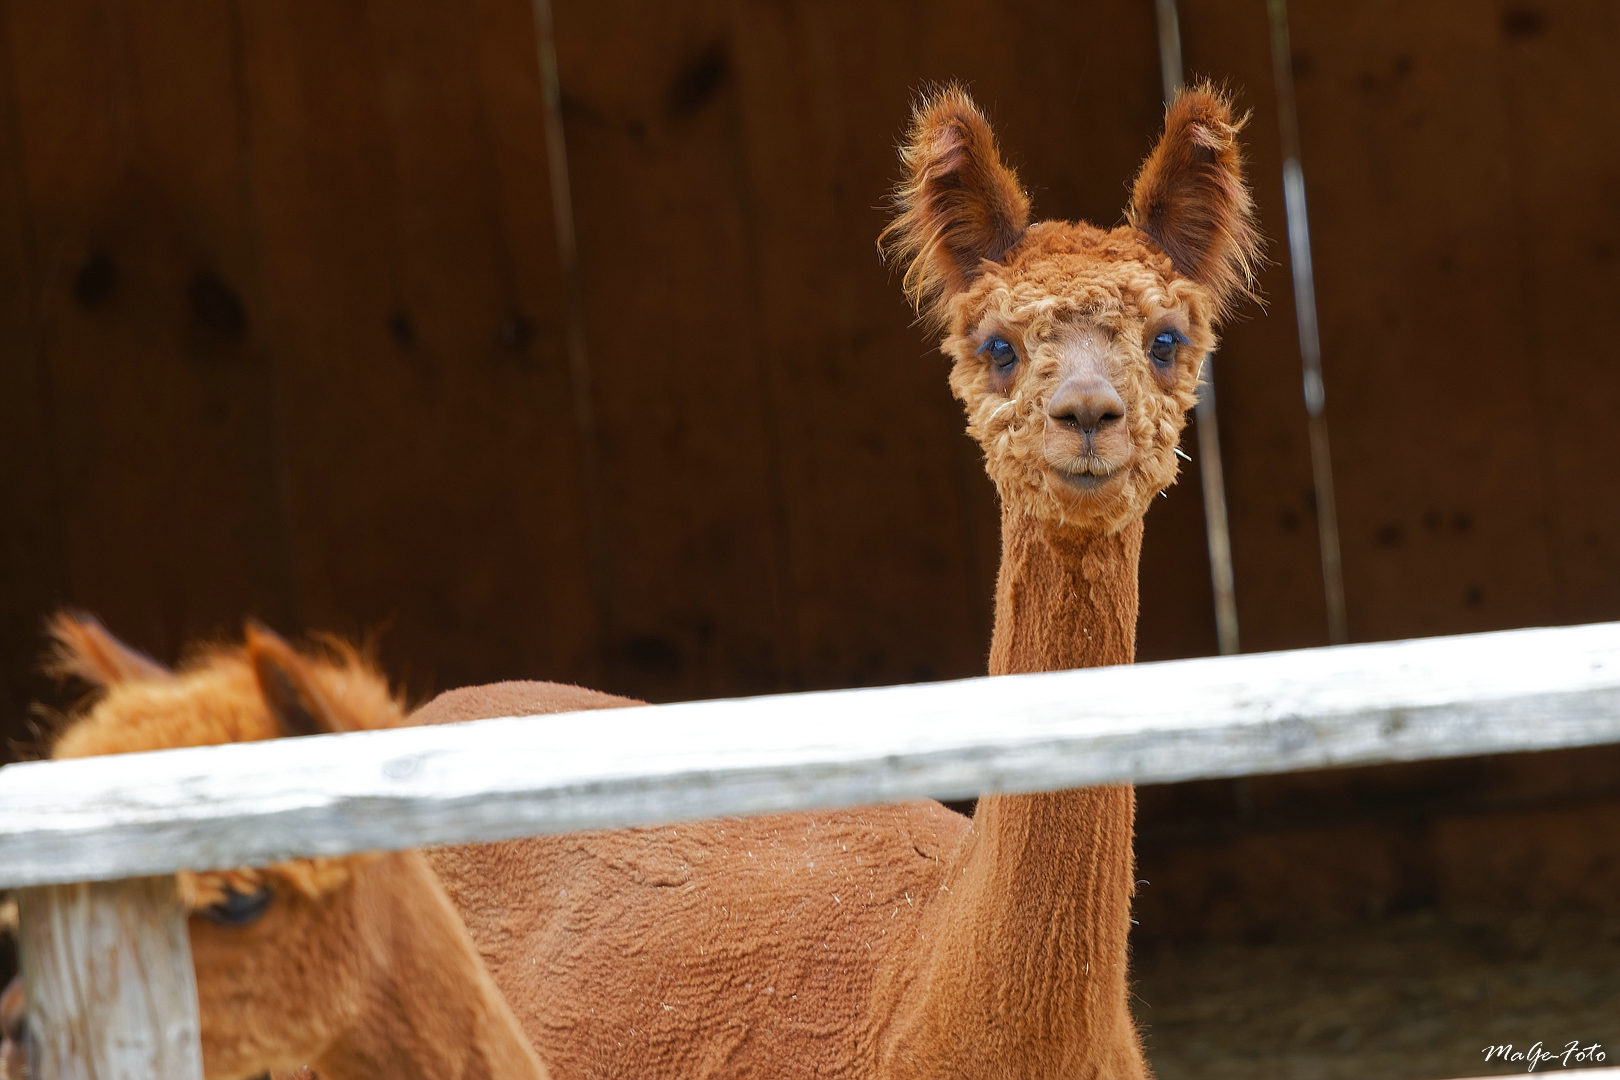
[44,610,173,689]
[245,622,350,737]
[1127,83,1262,317]
[880,85,1031,323]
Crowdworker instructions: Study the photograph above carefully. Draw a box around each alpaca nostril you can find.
[1047,377,1126,435]
[1082,405,1125,432]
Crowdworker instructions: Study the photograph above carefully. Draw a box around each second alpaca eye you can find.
[201,885,274,927]
[979,337,1019,372]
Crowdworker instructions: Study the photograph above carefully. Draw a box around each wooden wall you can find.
[1,0,1617,877]
[1188,0,1620,649]
[0,0,1171,737]
[1138,0,1620,935]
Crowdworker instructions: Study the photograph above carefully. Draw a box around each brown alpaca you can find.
[3,615,550,1080]
[421,83,1260,1079]
[0,976,23,1080]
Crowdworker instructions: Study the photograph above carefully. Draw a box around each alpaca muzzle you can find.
[1044,369,1130,477]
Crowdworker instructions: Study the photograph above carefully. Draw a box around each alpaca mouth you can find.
[1051,461,1125,492]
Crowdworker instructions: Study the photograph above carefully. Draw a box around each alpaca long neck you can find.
[885,513,1146,1078]
[988,510,1140,675]
[315,854,550,1080]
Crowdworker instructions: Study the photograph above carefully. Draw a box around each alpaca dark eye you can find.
[978,337,1019,373]
[1150,329,1187,366]
[201,885,273,927]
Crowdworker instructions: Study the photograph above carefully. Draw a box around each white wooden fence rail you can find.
[5,620,1620,888]
[8,622,1620,1080]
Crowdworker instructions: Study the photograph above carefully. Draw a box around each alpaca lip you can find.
[1052,465,1122,492]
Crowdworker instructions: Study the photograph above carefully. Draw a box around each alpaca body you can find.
[421,678,965,1075]
[427,81,1259,1080]
[430,801,962,1077]
[423,518,1147,1079]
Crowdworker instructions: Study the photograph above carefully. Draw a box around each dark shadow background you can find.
[1,0,1617,1071]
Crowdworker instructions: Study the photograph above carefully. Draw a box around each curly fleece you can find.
[944,223,1214,533]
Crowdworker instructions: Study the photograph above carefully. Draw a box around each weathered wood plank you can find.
[3,622,1620,889]
[4,0,299,664]
[549,0,794,700]
[232,0,600,694]
[16,877,203,1080]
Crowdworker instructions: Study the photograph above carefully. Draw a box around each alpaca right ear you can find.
[245,623,351,737]
[44,611,173,689]
[880,85,1031,323]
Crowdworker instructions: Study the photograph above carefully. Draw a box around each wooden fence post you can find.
[16,877,203,1080]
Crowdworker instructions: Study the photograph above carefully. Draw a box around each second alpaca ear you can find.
[245,623,350,738]
[1127,83,1263,318]
[44,611,174,690]
[881,85,1031,323]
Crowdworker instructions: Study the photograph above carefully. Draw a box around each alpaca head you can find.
[42,614,410,1080]
[883,84,1262,534]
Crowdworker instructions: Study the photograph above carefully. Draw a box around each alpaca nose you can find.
[1047,375,1125,435]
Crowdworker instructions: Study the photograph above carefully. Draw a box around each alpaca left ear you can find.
[245,622,350,737]
[880,84,1031,324]
[1127,83,1263,318]
[44,610,174,689]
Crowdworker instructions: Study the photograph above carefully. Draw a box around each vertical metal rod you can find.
[1154,0,1184,104]
[1194,359,1240,655]
[1155,0,1241,655]
[529,0,618,668]
[1265,0,1349,645]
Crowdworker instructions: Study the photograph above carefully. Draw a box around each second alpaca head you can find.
[36,615,545,1080]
